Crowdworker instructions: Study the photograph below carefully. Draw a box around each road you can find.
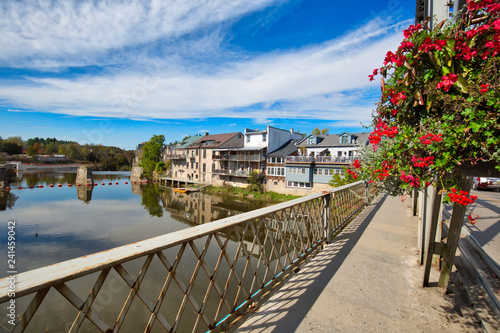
[462,189,500,264]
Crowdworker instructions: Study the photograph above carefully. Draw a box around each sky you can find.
[0,0,416,150]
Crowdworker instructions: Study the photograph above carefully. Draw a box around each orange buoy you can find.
[133,181,136,184]
[139,181,142,184]
[29,185,35,189]
[125,181,128,184]
[94,183,98,186]
[18,186,23,190]
[57,184,62,187]
[68,184,72,187]
[6,187,11,191]
[77,184,81,187]
[102,183,105,186]
[49,184,54,188]
[86,183,91,186]
[115,182,119,185]
[38,185,44,188]
[108,182,112,185]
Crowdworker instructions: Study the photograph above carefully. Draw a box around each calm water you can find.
[0,171,268,276]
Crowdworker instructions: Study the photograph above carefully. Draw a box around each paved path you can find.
[237,194,484,333]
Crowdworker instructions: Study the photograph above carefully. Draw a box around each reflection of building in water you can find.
[77,186,93,203]
[131,183,143,196]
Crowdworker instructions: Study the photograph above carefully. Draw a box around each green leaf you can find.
[469,122,481,132]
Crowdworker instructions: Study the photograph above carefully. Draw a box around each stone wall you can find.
[131,166,144,181]
[75,166,94,185]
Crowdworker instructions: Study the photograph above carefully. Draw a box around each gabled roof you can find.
[188,132,244,149]
[267,139,301,157]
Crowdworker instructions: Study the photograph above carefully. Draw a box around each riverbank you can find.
[203,185,302,203]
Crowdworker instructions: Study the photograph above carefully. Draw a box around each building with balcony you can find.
[213,127,303,187]
[264,139,301,194]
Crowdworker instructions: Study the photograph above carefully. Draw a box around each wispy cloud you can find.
[0,0,410,128]
[0,0,279,68]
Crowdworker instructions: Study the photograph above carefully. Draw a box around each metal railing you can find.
[285,156,357,164]
[1,181,376,333]
[212,169,263,177]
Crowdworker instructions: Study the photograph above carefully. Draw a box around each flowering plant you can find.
[357,0,500,204]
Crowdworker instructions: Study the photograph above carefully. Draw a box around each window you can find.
[287,181,311,188]
[203,149,206,158]
[247,136,250,143]
[341,135,349,144]
[263,133,267,142]
[203,163,206,172]
[196,162,199,169]
[267,167,285,176]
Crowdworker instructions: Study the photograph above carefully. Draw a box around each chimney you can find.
[204,132,209,136]
[290,128,294,135]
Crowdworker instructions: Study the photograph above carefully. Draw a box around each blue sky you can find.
[0,0,415,150]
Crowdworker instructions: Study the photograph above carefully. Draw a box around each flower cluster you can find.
[387,89,407,105]
[437,74,458,92]
[346,168,358,180]
[467,0,500,14]
[447,188,478,206]
[419,37,447,53]
[403,24,422,38]
[412,156,434,168]
[480,84,490,93]
[353,159,361,169]
[369,68,379,82]
[419,133,443,145]
[369,120,398,145]
[400,172,420,187]
[384,51,407,67]
[373,160,394,180]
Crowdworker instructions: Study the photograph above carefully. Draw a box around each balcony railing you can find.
[286,156,314,163]
[286,156,358,164]
[163,154,186,160]
[212,154,265,162]
[212,169,264,177]
[0,181,376,333]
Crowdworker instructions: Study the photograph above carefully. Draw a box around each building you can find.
[283,132,370,195]
[185,132,245,184]
[213,126,303,187]
[162,135,204,179]
[264,139,301,194]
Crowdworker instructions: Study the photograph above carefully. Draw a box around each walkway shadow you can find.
[238,194,388,333]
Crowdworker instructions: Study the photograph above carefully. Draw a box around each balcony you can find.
[213,153,265,162]
[285,156,358,164]
[163,153,186,160]
[286,156,314,163]
[213,169,263,177]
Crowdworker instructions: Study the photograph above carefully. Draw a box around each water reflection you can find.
[77,185,93,203]
[0,191,18,211]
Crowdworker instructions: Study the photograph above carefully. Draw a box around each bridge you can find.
[1,181,498,332]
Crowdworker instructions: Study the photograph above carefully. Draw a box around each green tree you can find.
[247,170,263,192]
[27,143,41,157]
[140,135,165,177]
[311,127,330,135]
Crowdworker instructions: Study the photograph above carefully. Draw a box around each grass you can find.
[203,185,302,203]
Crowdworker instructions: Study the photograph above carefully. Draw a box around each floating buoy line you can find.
[3,179,161,191]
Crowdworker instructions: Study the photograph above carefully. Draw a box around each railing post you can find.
[438,176,472,292]
[323,193,332,243]
[422,183,443,287]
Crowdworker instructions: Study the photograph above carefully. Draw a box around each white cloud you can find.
[0,0,411,126]
[0,0,279,68]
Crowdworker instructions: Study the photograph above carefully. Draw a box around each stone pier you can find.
[0,167,9,189]
[131,166,144,182]
[76,166,94,186]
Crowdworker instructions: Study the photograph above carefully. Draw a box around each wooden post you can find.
[412,188,419,216]
[418,187,428,265]
[438,176,472,292]
[323,194,332,244]
[422,183,442,287]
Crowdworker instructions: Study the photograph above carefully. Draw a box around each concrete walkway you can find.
[237,194,483,333]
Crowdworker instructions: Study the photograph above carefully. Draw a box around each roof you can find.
[188,132,244,149]
[175,135,203,149]
[267,139,301,157]
[299,132,371,147]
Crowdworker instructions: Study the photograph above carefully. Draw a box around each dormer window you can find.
[341,135,349,144]
[308,136,316,145]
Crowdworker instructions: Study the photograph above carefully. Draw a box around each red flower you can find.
[437,74,458,92]
[480,84,490,93]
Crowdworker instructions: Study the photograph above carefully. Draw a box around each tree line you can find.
[0,135,135,171]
